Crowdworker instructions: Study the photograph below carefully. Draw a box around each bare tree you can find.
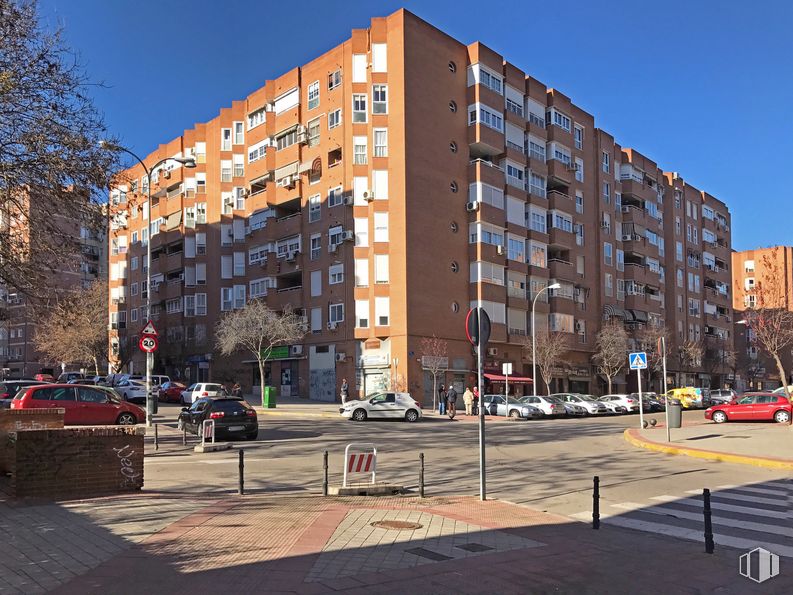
[33,281,108,375]
[419,335,448,409]
[741,249,793,403]
[636,324,669,391]
[592,321,628,394]
[216,301,304,403]
[0,0,119,298]
[678,340,704,370]
[523,332,569,394]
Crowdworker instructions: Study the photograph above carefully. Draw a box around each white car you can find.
[115,379,151,405]
[553,393,609,415]
[599,394,640,413]
[518,395,567,417]
[180,383,227,405]
[341,392,422,422]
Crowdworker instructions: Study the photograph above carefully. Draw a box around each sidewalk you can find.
[625,420,793,469]
[13,492,782,595]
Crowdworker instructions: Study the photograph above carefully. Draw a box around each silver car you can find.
[561,402,588,417]
[553,393,609,415]
[481,395,543,420]
[518,395,567,417]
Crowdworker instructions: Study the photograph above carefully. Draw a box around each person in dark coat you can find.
[438,384,446,415]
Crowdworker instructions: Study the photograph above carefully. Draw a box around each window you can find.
[375,254,389,283]
[372,170,388,199]
[220,128,232,151]
[307,81,319,110]
[355,300,369,328]
[220,160,232,182]
[506,98,523,116]
[309,194,321,223]
[329,263,344,285]
[352,54,366,82]
[131,256,139,271]
[131,308,138,323]
[233,252,245,276]
[505,163,524,187]
[372,85,387,114]
[529,208,546,233]
[373,129,388,157]
[468,104,504,132]
[550,212,573,232]
[354,218,369,246]
[310,234,321,260]
[528,138,545,162]
[602,151,610,173]
[375,297,390,326]
[353,136,367,164]
[166,298,182,314]
[676,241,683,262]
[575,192,584,214]
[353,94,367,122]
[328,186,344,207]
[573,125,583,150]
[234,187,246,210]
[507,237,525,262]
[221,288,233,311]
[604,242,613,266]
[355,258,369,287]
[328,109,341,129]
[603,182,610,202]
[328,225,343,249]
[470,182,505,208]
[373,212,388,242]
[575,158,584,182]
[276,128,297,150]
[474,66,503,94]
[529,173,546,198]
[469,222,504,247]
[529,242,547,267]
[233,121,244,145]
[247,107,265,129]
[616,249,624,271]
[328,69,342,90]
[310,270,322,297]
[605,273,613,297]
[233,285,245,309]
[329,302,344,324]
[307,118,320,147]
[546,108,571,132]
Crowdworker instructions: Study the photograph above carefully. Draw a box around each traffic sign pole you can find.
[637,366,644,430]
[502,362,512,418]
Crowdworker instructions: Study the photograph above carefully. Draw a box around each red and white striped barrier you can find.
[343,443,377,487]
[202,419,215,445]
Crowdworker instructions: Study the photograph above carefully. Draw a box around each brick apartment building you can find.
[107,9,733,402]
[731,246,793,390]
[0,191,107,378]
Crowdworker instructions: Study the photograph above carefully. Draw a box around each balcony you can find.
[548,257,574,279]
[274,211,302,238]
[619,178,650,199]
[547,189,573,211]
[547,226,575,248]
[467,121,504,159]
[620,204,646,225]
[468,158,504,189]
[546,159,573,186]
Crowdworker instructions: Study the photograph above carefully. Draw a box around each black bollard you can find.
[593,475,600,530]
[322,450,329,496]
[703,488,714,554]
[238,449,245,495]
[154,423,159,451]
[419,452,425,498]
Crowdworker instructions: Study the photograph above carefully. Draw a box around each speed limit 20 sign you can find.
[139,335,158,353]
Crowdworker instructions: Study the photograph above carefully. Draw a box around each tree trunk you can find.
[544,379,551,395]
[92,356,99,377]
[607,375,613,394]
[258,360,266,408]
[431,374,437,411]
[771,353,792,424]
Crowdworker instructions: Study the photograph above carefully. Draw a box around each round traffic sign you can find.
[139,335,158,353]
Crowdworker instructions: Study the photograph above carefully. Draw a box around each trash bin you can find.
[667,399,682,429]
[262,386,277,408]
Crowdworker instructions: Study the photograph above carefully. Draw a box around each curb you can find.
[623,428,793,470]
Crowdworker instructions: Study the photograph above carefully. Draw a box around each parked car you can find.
[340,392,422,422]
[57,372,85,383]
[705,392,792,424]
[517,395,567,417]
[178,397,259,440]
[481,394,543,419]
[180,383,228,405]
[0,380,49,408]
[553,393,608,415]
[68,378,97,385]
[709,389,738,405]
[599,394,640,413]
[159,381,187,403]
[561,402,588,417]
[11,384,144,425]
[115,379,150,404]
[771,386,793,397]
[33,373,56,382]
[664,387,710,409]
[631,393,664,413]
[93,376,108,385]
[598,400,628,415]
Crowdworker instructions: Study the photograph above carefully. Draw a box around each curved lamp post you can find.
[532,283,561,398]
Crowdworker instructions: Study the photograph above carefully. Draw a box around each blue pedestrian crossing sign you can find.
[629,352,648,370]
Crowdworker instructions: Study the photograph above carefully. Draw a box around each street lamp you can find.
[101,141,196,426]
[532,283,561,397]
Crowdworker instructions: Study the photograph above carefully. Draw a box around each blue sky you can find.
[37,0,792,251]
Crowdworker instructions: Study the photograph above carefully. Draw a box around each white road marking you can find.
[683,489,786,507]
[717,484,789,497]
[650,496,781,519]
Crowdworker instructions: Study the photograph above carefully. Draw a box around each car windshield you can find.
[205,384,224,391]
[211,399,250,412]
[545,397,563,404]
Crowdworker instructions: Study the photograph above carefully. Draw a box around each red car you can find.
[12,384,144,425]
[33,373,56,382]
[705,392,791,424]
[158,381,187,403]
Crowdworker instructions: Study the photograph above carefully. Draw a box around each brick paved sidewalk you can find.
[29,493,789,595]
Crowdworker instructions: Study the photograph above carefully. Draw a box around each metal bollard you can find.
[592,475,600,530]
[238,449,245,496]
[419,452,425,498]
[703,488,714,554]
[154,423,159,451]
[322,450,329,496]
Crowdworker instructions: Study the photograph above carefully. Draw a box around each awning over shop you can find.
[631,309,649,323]
[484,373,533,384]
[603,304,626,319]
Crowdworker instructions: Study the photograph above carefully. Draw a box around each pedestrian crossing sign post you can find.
[629,352,648,429]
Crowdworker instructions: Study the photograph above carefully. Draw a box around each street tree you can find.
[0,0,118,298]
[523,331,569,394]
[678,340,704,371]
[33,281,108,375]
[741,248,793,402]
[215,301,304,402]
[419,335,448,410]
[592,321,629,394]
[637,324,669,391]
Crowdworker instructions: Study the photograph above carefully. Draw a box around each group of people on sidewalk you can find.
[437,384,480,416]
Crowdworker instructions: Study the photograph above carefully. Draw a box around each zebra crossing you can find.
[572,479,793,557]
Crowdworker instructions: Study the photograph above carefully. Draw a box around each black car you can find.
[177,397,259,441]
[0,380,49,407]
[57,372,85,383]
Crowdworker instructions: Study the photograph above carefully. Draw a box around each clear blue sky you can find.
[37,0,792,251]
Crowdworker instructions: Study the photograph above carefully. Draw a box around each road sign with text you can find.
[629,352,648,370]
[139,335,158,353]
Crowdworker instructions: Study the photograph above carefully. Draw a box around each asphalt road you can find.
[143,406,790,519]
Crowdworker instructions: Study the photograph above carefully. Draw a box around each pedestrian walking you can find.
[231,383,243,399]
[438,384,447,415]
[340,378,349,404]
[445,385,458,417]
[472,386,480,415]
[463,386,474,416]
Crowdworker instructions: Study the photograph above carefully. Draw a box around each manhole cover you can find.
[371,520,423,530]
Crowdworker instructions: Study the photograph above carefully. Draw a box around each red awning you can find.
[484,373,533,384]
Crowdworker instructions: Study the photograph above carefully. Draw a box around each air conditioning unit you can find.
[285,251,297,262]
[466,201,479,212]
[329,243,338,253]
[363,191,374,202]
[290,345,304,356]
[342,230,354,242]
[622,234,632,241]
[487,347,498,356]
[327,322,338,331]
[575,321,584,333]
[335,352,346,362]
[496,245,504,255]
[621,206,630,213]
[296,127,308,145]
[343,196,354,206]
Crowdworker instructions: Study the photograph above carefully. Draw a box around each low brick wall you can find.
[0,409,65,473]
[5,426,145,500]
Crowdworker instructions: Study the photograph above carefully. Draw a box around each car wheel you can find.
[712,411,728,424]
[117,412,137,425]
[509,409,520,419]
[774,410,791,424]
[405,409,419,423]
[352,408,367,422]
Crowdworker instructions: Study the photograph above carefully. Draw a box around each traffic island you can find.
[194,442,234,453]
[328,483,406,496]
